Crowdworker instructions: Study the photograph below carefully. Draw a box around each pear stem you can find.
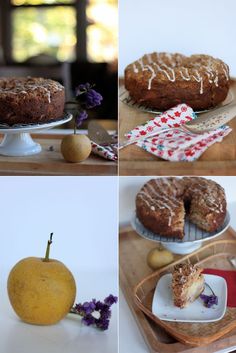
[43,233,53,262]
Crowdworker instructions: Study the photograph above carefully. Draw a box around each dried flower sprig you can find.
[70,294,118,331]
[200,283,218,308]
[66,83,103,134]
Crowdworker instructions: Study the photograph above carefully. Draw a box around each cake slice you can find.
[172,263,204,308]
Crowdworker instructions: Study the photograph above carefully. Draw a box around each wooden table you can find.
[0,132,117,176]
[119,80,236,176]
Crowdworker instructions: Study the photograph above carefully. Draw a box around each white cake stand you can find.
[0,113,72,156]
[131,211,230,254]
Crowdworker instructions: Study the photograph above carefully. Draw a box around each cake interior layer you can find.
[174,276,204,308]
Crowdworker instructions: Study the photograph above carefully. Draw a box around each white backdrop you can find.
[119,0,236,77]
[0,176,118,353]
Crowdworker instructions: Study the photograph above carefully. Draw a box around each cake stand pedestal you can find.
[131,212,230,254]
[0,114,72,156]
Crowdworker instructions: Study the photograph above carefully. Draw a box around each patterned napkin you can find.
[91,134,118,161]
[125,104,232,162]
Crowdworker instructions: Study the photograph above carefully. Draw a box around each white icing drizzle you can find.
[192,69,203,94]
[131,53,229,95]
[179,67,191,81]
[133,63,139,73]
[0,77,63,103]
[146,53,153,64]
[153,63,175,82]
[222,63,229,81]
[214,69,219,87]
[143,65,156,90]
[184,177,224,214]
[138,58,144,70]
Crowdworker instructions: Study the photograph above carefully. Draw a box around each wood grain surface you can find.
[0,133,117,176]
[119,226,236,352]
[119,80,236,176]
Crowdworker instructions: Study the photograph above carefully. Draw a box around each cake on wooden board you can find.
[124,52,230,111]
[0,77,65,125]
[136,177,227,239]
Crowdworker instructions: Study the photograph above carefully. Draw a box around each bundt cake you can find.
[172,263,204,308]
[136,177,226,239]
[124,53,230,111]
[0,77,65,125]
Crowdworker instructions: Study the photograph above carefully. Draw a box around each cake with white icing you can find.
[124,53,230,111]
[0,77,65,125]
[136,177,226,239]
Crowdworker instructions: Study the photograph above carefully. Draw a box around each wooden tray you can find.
[134,239,236,346]
[119,79,236,176]
[0,133,117,176]
[120,226,236,352]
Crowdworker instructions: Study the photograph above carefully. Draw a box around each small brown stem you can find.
[43,233,53,262]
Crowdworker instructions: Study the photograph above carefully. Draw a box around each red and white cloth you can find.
[125,104,232,162]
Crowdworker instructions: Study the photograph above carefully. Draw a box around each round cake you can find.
[136,177,226,239]
[0,77,65,125]
[125,53,230,111]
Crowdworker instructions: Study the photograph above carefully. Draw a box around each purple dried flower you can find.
[75,82,103,109]
[84,89,103,109]
[104,294,118,306]
[200,294,218,308]
[76,110,88,127]
[82,315,96,326]
[71,294,118,331]
[75,83,91,95]
[200,283,218,308]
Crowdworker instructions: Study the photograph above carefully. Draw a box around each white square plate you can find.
[152,274,227,323]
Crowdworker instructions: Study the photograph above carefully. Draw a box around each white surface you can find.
[0,176,118,353]
[152,274,227,322]
[119,177,236,353]
[119,0,236,76]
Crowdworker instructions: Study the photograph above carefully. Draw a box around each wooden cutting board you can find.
[0,133,117,176]
[119,79,236,176]
[119,226,236,353]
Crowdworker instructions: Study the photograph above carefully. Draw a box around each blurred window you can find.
[86,0,118,63]
[10,0,117,63]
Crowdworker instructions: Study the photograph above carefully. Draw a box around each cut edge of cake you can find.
[172,263,204,308]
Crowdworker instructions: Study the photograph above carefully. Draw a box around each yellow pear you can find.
[7,233,76,325]
[147,246,174,270]
[61,134,92,163]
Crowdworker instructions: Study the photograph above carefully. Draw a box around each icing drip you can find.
[192,69,203,94]
[146,54,153,64]
[133,63,139,73]
[205,67,214,83]
[222,63,229,81]
[143,65,156,90]
[153,63,175,82]
[138,58,144,70]
[179,67,191,81]
[214,69,219,87]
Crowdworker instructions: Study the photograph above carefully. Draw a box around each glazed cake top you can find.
[0,77,64,103]
[126,52,230,94]
[136,177,226,228]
